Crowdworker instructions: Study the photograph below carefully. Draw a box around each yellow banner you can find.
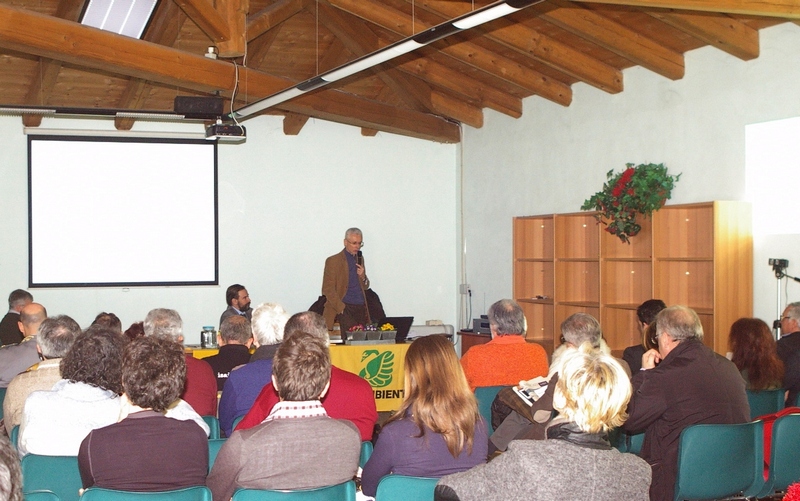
[330,343,410,412]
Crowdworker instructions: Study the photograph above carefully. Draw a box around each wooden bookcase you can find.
[513,201,752,356]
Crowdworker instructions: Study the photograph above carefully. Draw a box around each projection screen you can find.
[28,136,218,287]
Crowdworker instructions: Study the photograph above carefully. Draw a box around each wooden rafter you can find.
[647,10,759,60]
[247,0,305,41]
[418,0,623,94]
[578,0,800,19]
[535,0,685,80]
[326,0,572,105]
[0,4,459,142]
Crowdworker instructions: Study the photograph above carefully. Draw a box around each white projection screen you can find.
[28,136,218,287]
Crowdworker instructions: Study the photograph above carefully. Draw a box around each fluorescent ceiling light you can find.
[232,0,544,120]
[81,0,158,39]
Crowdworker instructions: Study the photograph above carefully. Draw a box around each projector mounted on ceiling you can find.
[205,120,246,143]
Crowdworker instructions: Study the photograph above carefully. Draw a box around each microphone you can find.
[356,250,363,266]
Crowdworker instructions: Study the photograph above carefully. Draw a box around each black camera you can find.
[769,258,789,268]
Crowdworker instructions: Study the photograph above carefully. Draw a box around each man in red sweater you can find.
[460,299,548,391]
[234,311,377,441]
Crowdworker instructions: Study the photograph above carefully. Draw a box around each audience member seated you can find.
[19,326,125,456]
[123,321,145,342]
[361,335,488,497]
[207,332,360,501]
[778,302,800,406]
[0,289,32,347]
[234,312,377,441]
[490,312,629,450]
[459,299,548,391]
[0,435,21,500]
[79,337,208,491]
[4,314,80,434]
[729,318,784,391]
[435,345,651,501]
[90,312,122,334]
[622,299,666,373]
[0,303,47,388]
[144,308,217,416]
[203,315,252,391]
[218,303,288,437]
[624,305,749,501]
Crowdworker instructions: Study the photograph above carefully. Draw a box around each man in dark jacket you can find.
[624,305,750,501]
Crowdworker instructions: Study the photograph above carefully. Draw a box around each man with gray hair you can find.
[777,302,800,405]
[0,289,33,346]
[624,305,749,501]
[233,311,378,441]
[321,227,371,340]
[4,314,80,433]
[218,303,289,436]
[204,315,253,391]
[459,299,548,390]
[144,308,217,417]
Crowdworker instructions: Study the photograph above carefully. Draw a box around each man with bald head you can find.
[0,303,48,387]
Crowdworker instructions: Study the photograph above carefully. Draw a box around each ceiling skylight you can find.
[81,0,158,39]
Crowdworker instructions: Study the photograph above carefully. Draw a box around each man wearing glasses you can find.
[321,228,371,340]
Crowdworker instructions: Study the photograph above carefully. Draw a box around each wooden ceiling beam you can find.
[115,0,188,130]
[0,4,459,142]
[217,0,248,57]
[536,0,685,80]
[578,0,800,19]
[283,112,309,134]
[647,10,759,60]
[20,0,85,126]
[247,0,305,41]
[172,0,231,42]
[326,0,572,105]
[418,0,622,94]
[393,53,523,118]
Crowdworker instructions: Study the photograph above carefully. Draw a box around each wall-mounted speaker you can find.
[174,96,224,119]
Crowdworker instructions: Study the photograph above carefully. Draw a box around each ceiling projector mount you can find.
[205,119,246,143]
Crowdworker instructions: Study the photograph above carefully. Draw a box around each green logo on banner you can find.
[359,349,395,388]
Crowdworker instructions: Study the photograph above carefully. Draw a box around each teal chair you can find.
[608,427,627,452]
[758,413,800,497]
[231,480,356,500]
[473,386,506,435]
[627,431,645,455]
[21,454,82,501]
[673,421,764,501]
[746,389,785,420]
[23,491,60,501]
[0,387,6,421]
[359,441,373,469]
[11,425,19,450]
[79,487,212,500]
[375,475,438,501]
[202,416,221,439]
[208,438,226,472]
[231,415,244,433]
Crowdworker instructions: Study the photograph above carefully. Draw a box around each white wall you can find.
[460,23,800,324]
[0,116,458,343]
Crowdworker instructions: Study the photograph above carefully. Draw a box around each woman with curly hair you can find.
[19,326,125,456]
[361,335,488,497]
[728,318,784,390]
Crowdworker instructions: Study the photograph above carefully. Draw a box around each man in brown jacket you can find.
[321,228,370,339]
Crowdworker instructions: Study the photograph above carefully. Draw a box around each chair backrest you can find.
[231,480,356,501]
[473,386,506,434]
[674,421,764,501]
[23,490,61,501]
[0,387,6,420]
[359,441,373,469]
[231,415,244,433]
[21,454,82,501]
[747,389,785,420]
[375,475,438,501]
[208,439,226,472]
[79,486,212,500]
[761,413,800,496]
[627,431,645,455]
[202,416,220,439]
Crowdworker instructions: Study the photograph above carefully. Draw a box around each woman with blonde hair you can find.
[361,335,488,497]
[435,345,651,501]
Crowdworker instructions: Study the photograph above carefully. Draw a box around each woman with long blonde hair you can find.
[361,335,488,497]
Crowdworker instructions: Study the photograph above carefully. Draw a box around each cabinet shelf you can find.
[513,202,752,355]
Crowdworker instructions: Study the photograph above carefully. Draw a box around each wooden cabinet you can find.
[513,201,752,355]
